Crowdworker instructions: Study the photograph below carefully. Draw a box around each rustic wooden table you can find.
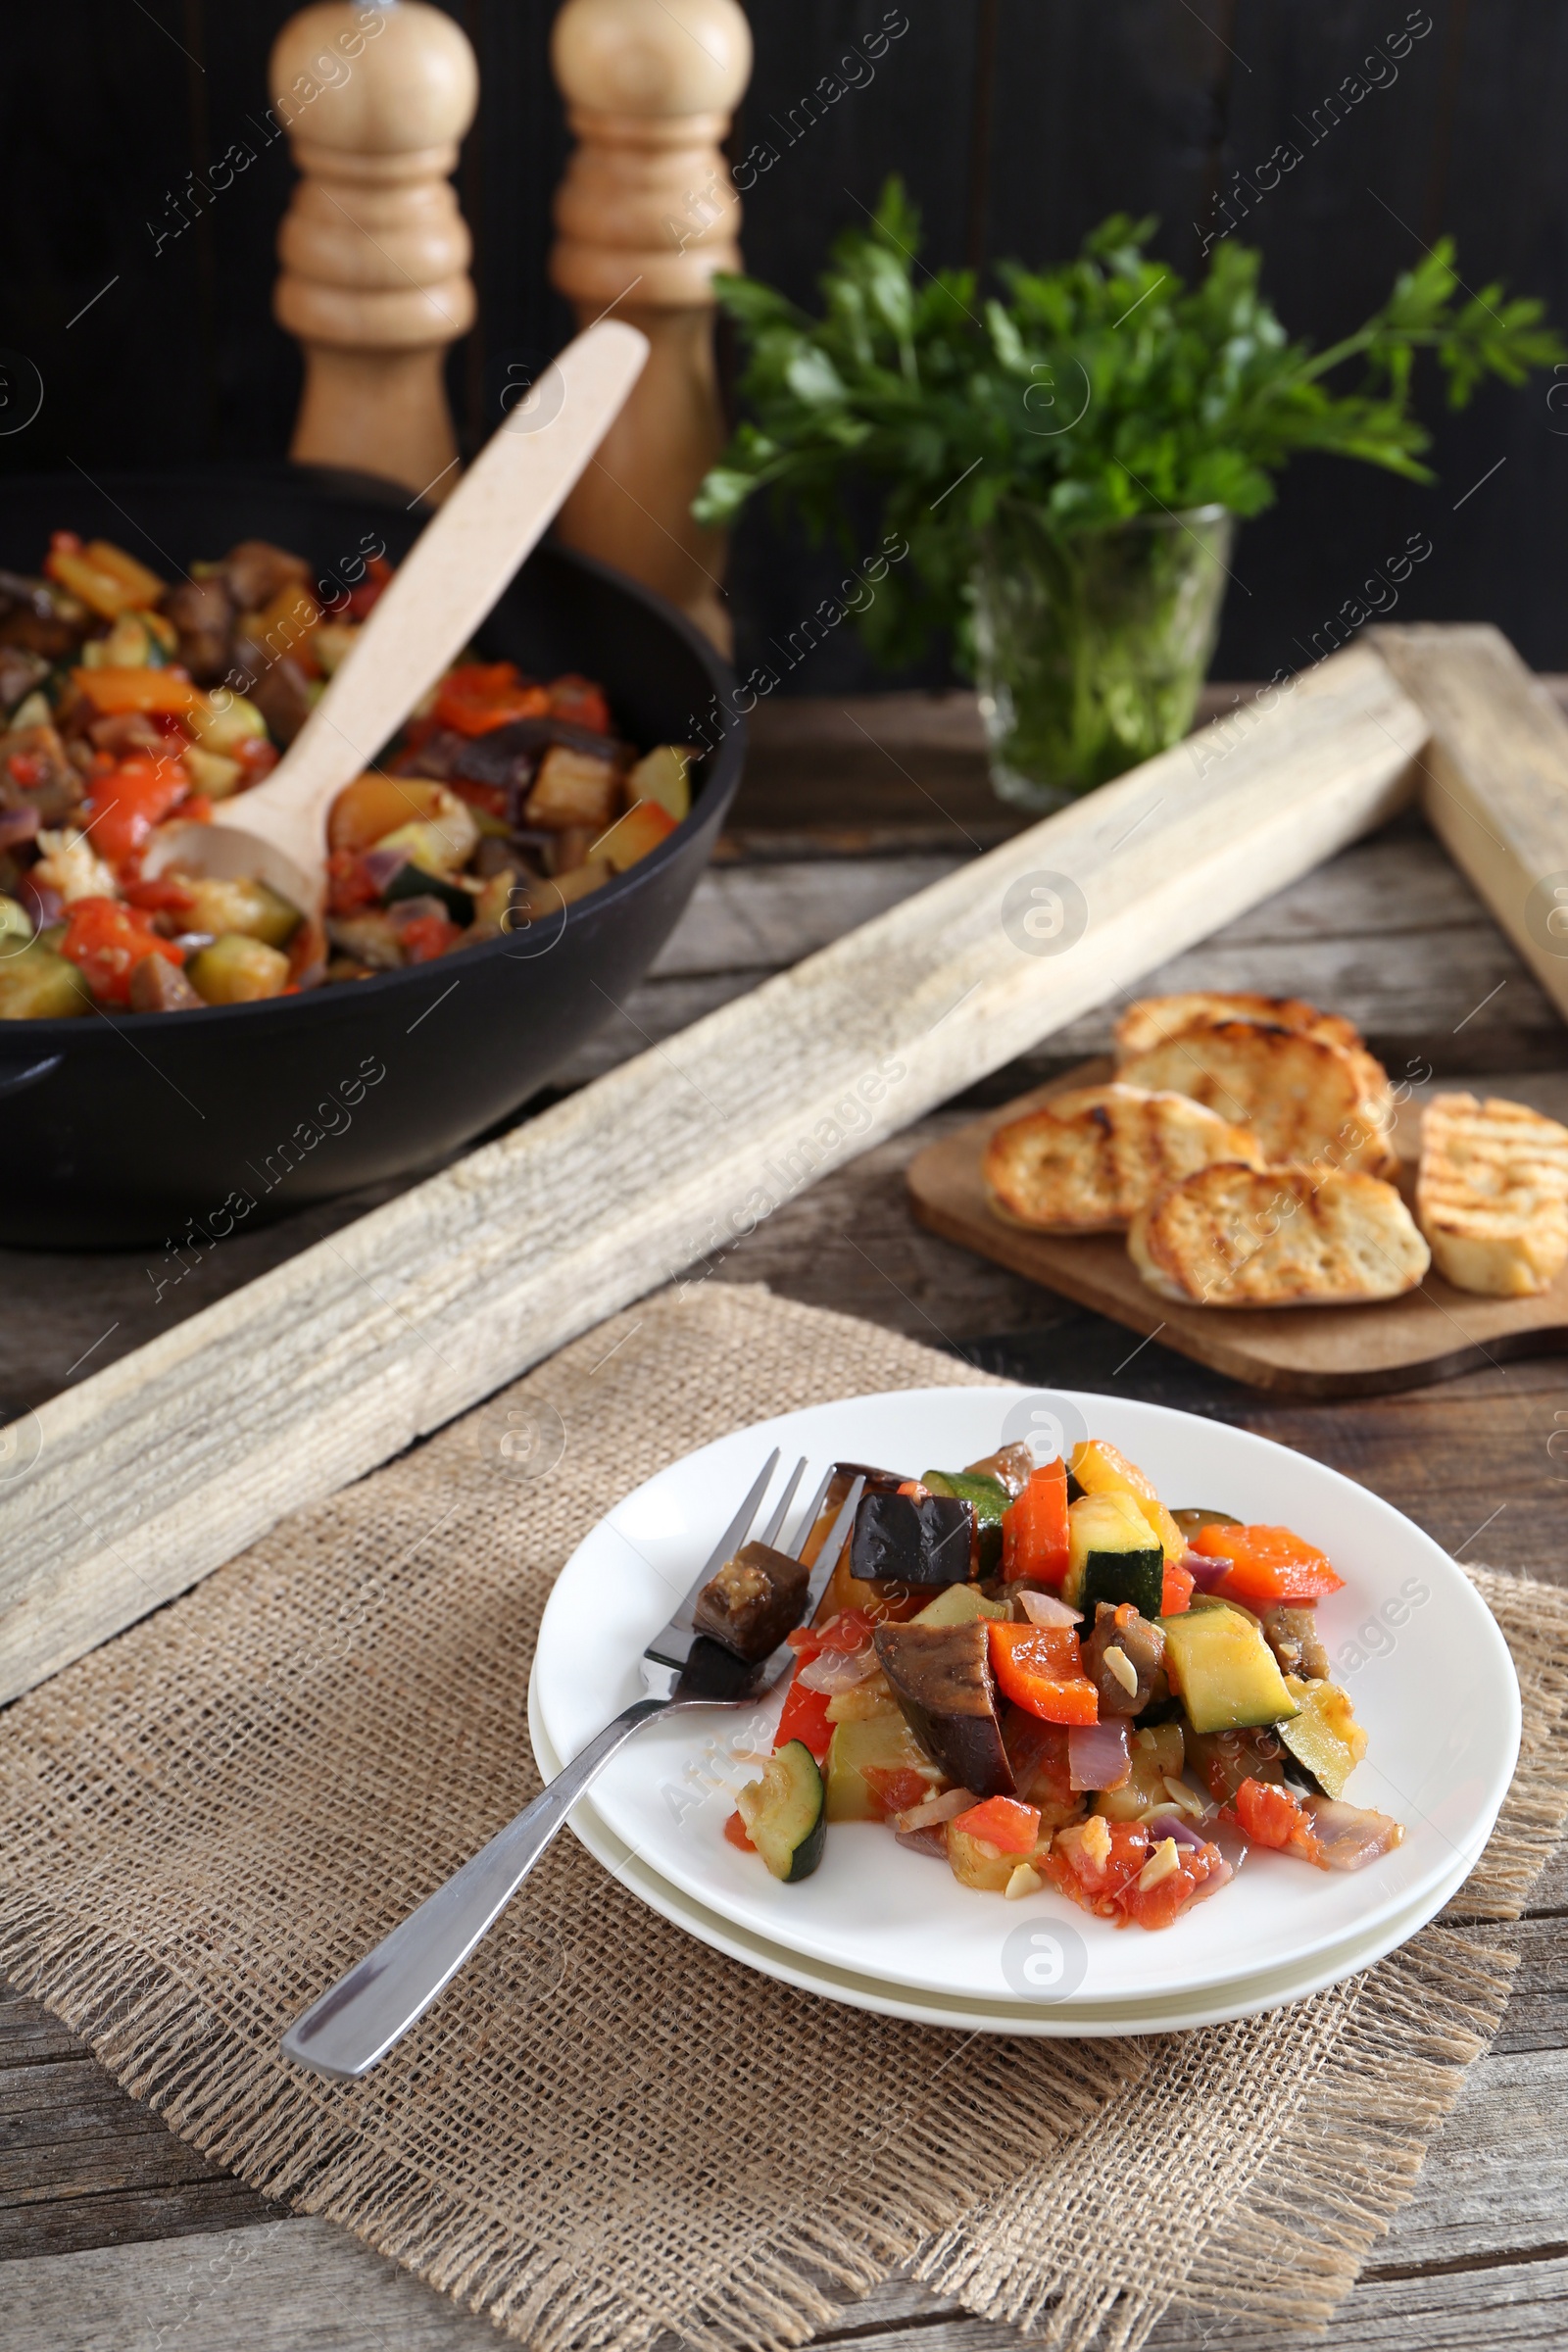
[5,690,1567,2351]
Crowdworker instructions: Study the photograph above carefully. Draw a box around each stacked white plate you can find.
[530,1388,1520,2034]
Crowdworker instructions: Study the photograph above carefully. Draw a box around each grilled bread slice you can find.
[1417,1092,1568,1297]
[1114,992,1364,1061]
[983,1084,1265,1234]
[1115,1019,1397,1177]
[1128,1163,1430,1307]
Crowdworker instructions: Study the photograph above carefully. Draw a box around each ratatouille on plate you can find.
[703,1440,1403,1928]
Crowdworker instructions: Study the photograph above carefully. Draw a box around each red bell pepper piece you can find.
[434,660,551,737]
[58,897,183,1005]
[987,1621,1098,1726]
[951,1794,1041,1853]
[1001,1457,1070,1584]
[1191,1523,1345,1609]
[548,672,612,733]
[1160,1559,1196,1615]
[722,1809,755,1851]
[772,1677,833,1763]
[80,753,192,870]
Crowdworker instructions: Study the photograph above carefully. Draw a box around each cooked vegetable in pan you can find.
[0,533,696,1016]
[727,1434,1402,1927]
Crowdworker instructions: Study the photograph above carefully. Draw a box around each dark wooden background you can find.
[3,1,1565,688]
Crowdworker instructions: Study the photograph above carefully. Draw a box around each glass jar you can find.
[972,501,1235,809]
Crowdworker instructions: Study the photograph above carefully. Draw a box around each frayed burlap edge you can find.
[914,1557,1568,2351]
[0,1878,1136,2352]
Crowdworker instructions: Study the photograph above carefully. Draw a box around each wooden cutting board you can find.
[906,1060,1568,1396]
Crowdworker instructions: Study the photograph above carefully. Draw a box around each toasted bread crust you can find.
[1114,992,1364,1062]
[982,1084,1264,1233]
[1127,1162,1430,1307]
[1115,1019,1396,1176]
[1417,1092,1568,1297]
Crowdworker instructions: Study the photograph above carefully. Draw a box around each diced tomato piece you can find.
[325,848,380,916]
[447,776,510,821]
[398,912,464,963]
[862,1766,933,1819]
[1160,1560,1196,1615]
[952,1794,1041,1854]
[58,897,183,1005]
[81,752,193,871]
[722,1809,755,1852]
[820,1609,877,1652]
[772,1676,833,1762]
[987,1621,1098,1726]
[347,555,394,621]
[1117,1838,1228,1930]
[1228,1775,1325,1864]
[548,672,612,733]
[120,876,195,916]
[1001,1458,1070,1584]
[434,660,551,737]
[1192,1523,1345,1608]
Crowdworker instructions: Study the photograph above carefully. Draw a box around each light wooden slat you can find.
[1374,623,1568,1024]
[0,644,1425,1703]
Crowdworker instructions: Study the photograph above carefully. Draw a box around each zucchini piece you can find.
[1278,1677,1367,1799]
[382,858,475,924]
[1069,1438,1183,1562]
[948,1819,1052,1893]
[736,1740,826,1882]
[178,875,302,948]
[186,933,290,1004]
[824,1711,933,1822]
[1065,1491,1164,1618]
[1160,1603,1299,1735]
[911,1583,1008,1629]
[923,1469,1007,1576]
[0,943,90,1019]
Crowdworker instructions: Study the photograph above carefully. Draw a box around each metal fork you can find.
[280,1452,864,2080]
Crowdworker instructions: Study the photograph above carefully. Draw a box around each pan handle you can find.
[0,1054,63,1099]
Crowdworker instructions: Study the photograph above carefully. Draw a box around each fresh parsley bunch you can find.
[697,179,1562,668]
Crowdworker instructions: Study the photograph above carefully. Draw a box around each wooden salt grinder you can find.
[271,1,479,501]
[549,0,752,651]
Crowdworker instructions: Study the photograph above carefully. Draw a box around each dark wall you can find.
[2,2,1564,689]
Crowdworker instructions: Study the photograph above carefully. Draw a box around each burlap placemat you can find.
[0,1284,1562,2352]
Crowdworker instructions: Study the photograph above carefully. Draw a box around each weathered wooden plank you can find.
[1376,624,1568,1025]
[2,2219,495,2348]
[0,645,1425,1705]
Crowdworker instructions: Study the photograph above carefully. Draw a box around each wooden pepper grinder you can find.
[549,0,752,650]
[271,1,479,501]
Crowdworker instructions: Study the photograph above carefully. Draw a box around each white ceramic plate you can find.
[532,1387,1519,2010]
[529,1677,1480,2035]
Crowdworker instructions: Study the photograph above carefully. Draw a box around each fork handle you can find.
[280,1696,667,2080]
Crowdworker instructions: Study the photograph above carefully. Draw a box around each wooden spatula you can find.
[146,318,649,914]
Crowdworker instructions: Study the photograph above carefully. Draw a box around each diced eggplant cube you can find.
[851,1492,972,1587]
[693,1540,808,1662]
[874,1620,1015,1797]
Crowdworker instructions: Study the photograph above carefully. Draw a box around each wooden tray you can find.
[906,1060,1568,1396]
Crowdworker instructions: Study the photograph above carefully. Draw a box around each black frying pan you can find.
[0,466,744,1248]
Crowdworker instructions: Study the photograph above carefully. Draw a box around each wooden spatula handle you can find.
[216,317,649,840]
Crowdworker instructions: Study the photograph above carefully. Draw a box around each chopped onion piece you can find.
[797,1642,878,1694]
[1302,1795,1405,1871]
[1068,1718,1131,1791]
[895,1823,951,1861]
[1183,1546,1231,1592]
[894,1786,976,1834]
[1145,1810,1209,1852]
[1018,1591,1082,1628]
